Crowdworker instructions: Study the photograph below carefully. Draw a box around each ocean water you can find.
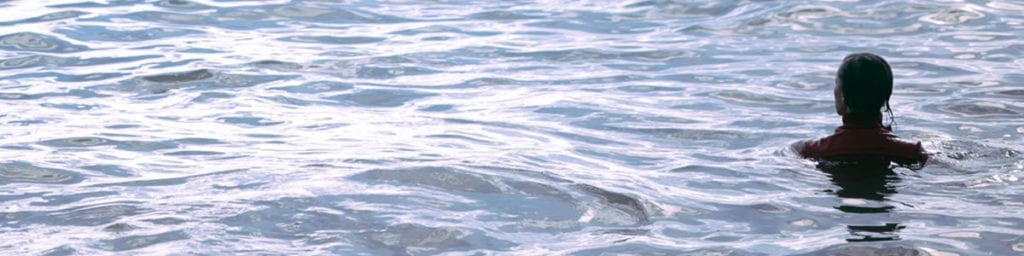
[1,0,1023,255]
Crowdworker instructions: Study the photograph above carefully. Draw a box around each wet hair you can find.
[837,52,895,128]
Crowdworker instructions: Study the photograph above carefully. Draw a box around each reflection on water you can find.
[820,157,900,205]
[819,157,904,242]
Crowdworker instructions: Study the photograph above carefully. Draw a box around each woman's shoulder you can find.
[799,129,927,166]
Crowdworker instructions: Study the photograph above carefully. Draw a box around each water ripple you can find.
[0,162,83,185]
[327,89,437,107]
[0,32,88,53]
[54,26,203,42]
[98,230,190,252]
[0,54,160,71]
[0,11,88,26]
[1,0,1023,255]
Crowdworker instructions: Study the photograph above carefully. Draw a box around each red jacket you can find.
[801,115,927,168]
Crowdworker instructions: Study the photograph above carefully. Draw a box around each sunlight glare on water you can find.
[1,0,1023,255]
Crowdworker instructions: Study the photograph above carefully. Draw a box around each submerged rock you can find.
[248,60,303,70]
[103,223,137,233]
[576,184,650,224]
[96,69,290,94]
[140,69,214,83]
[797,244,930,256]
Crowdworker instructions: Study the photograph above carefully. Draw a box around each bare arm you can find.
[893,142,929,170]
[790,140,808,157]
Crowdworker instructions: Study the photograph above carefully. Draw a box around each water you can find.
[1,0,1022,255]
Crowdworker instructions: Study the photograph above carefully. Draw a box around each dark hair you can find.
[837,52,895,128]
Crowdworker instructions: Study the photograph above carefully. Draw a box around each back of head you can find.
[837,53,893,115]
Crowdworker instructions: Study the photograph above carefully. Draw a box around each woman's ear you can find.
[834,80,847,116]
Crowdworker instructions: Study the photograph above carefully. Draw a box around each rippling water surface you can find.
[1,0,1023,255]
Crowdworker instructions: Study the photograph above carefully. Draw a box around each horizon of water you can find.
[1,0,1023,255]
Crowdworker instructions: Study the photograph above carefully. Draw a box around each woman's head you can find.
[834,52,893,117]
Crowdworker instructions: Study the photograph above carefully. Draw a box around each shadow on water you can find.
[817,156,905,243]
